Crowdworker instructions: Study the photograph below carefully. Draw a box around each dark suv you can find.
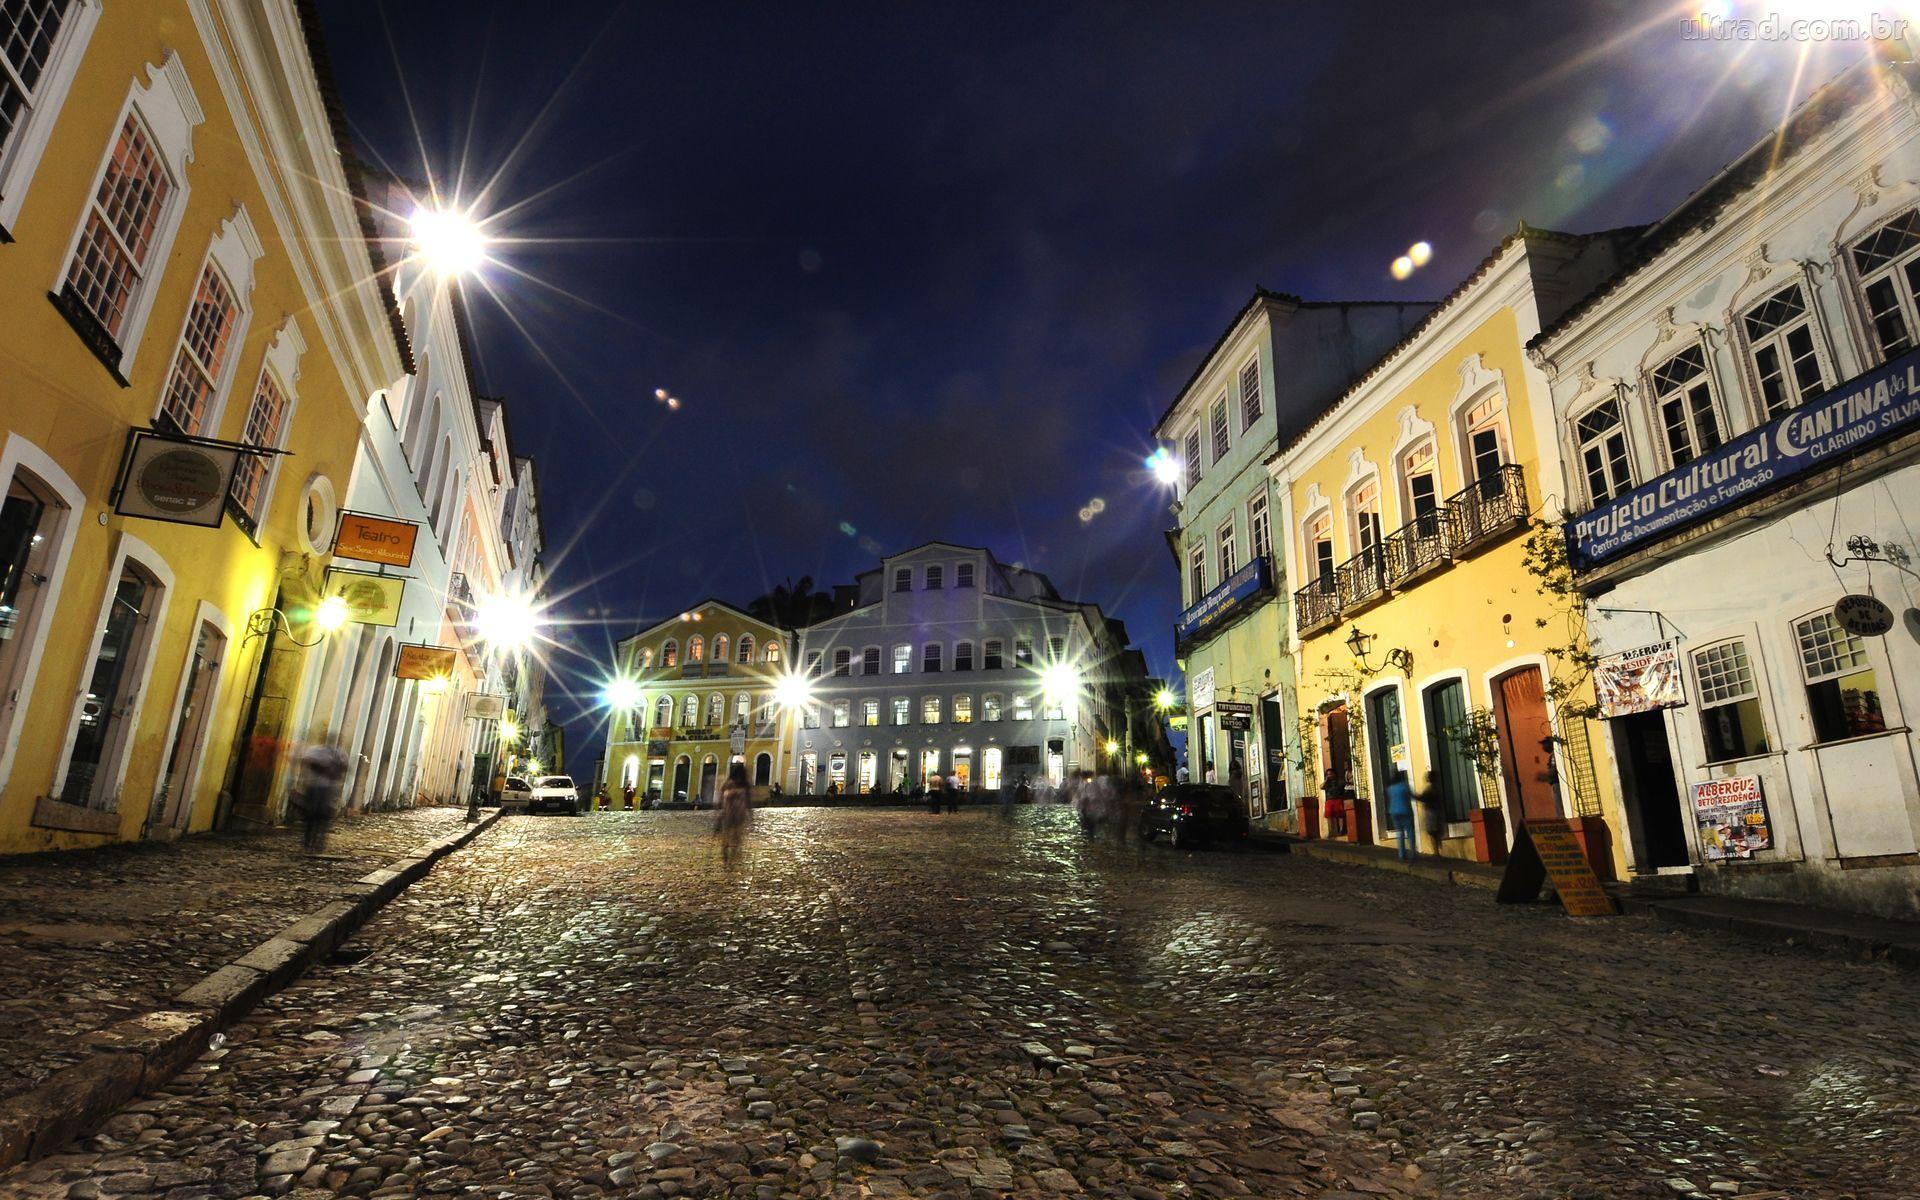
[1138,784,1249,849]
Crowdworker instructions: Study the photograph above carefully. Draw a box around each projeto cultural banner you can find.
[1570,346,1920,568]
[1594,640,1684,718]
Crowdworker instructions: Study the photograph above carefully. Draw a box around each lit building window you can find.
[892,696,910,725]
[893,643,911,674]
[1012,694,1033,721]
[981,693,1002,722]
[688,634,705,662]
[737,635,754,662]
[1795,611,1884,744]
[861,698,879,726]
[922,695,942,723]
[831,699,851,728]
[712,634,729,662]
[65,114,170,342]
[159,264,239,435]
[953,694,972,724]
[229,370,288,521]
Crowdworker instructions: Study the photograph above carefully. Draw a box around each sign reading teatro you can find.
[331,511,419,568]
[1570,345,1920,568]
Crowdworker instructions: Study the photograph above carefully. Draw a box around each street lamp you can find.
[313,595,351,635]
[1145,446,1181,487]
[473,591,540,652]
[409,205,489,278]
[601,676,642,712]
[1153,687,1178,712]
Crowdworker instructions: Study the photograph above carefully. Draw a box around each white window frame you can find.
[1739,280,1834,422]
[1646,344,1726,470]
[0,0,103,235]
[52,52,203,373]
[1238,355,1262,431]
[1849,207,1920,363]
[861,698,880,727]
[1247,490,1271,564]
[892,643,911,674]
[1183,426,1202,492]
[1217,517,1237,577]
[955,562,975,588]
[923,642,943,673]
[0,435,86,795]
[893,566,912,592]
[860,644,881,676]
[156,208,262,436]
[1210,396,1231,463]
[1570,393,1636,506]
[892,696,910,725]
[229,321,306,530]
[1188,544,1206,602]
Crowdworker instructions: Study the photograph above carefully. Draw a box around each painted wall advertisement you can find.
[1595,640,1685,718]
[1570,344,1920,567]
[1691,774,1772,861]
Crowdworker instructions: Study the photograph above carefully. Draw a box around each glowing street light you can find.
[409,205,489,278]
[1153,687,1178,711]
[472,591,540,651]
[1104,739,1121,757]
[1040,662,1082,709]
[772,670,815,712]
[601,676,642,711]
[499,718,521,745]
[313,595,352,634]
[1144,446,1181,487]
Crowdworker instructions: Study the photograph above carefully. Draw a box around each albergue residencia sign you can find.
[1570,346,1920,569]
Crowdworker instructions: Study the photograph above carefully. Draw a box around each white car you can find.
[500,776,533,808]
[527,775,580,815]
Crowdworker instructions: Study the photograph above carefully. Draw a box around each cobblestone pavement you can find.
[3,807,1915,1200]
[0,807,469,1096]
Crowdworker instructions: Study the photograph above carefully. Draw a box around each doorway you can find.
[699,755,718,802]
[1493,666,1558,822]
[1614,710,1689,869]
[982,746,1003,791]
[59,563,159,807]
[952,749,972,791]
[672,755,691,801]
[1320,701,1352,800]
[1259,694,1287,810]
[1423,679,1478,823]
[1365,687,1405,829]
[154,621,225,832]
[753,752,772,787]
[889,748,909,791]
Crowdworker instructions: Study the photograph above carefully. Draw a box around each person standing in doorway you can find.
[1387,769,1417,862]
[296,737,349,854]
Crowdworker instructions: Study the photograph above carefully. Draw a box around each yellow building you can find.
[600,601,792,805]
[1272,227,1632,873]
[0,2,410,852]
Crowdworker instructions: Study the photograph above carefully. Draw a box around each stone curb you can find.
[1259,832,1503,890]
[0,810,505,1173]
[1623,896,1920,970]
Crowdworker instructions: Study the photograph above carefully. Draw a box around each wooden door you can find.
[1495,667,1558,822]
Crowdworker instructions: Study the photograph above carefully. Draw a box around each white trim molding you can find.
[0,0,104,235]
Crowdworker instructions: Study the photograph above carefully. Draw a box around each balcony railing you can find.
[1382,509,1452,588]
[1447,463,1527,550]
[1295,575,1341,635]
[1336,545,1389,612]
[447,571,475,608]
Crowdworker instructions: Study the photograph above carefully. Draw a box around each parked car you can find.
[499,776,533,809]
[528,775,581,815]
[1138,783,1249,849]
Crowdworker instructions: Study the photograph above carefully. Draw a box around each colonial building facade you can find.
[1273,227,1634,872]
[785,543,1153,795]
[1156,292,1427,821]
[1532,60,1920,918]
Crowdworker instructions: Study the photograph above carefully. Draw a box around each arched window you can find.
[737,634,755,663]
[753,752,772,786]
[1398,439,1440,535]
[683,694,699,726]
[661,639,678,667]
[688,634,705,662]
[712,634,729,663]
[1460,392,1513,485]
[764,641,781,663]
[638,646,654,670]
[653,696,673,728]
[708,693,725,726]
[833,648,852,677]
[735,693,751,725]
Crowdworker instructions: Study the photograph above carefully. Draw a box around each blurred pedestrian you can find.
[1014,774,1033,806]
[622,781,636,810]
[295,737,349,854]
[1387,769,1417,862]
[926,774,943,814]
[716,761,752,870]
[945,771,960,813]
[1175,763,1190,785]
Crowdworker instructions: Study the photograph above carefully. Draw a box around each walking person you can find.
[715,761,752,870]
[945,771,961,813]
[295,737,349,854]
[1387,770,1418,862]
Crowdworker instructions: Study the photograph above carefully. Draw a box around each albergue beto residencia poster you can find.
[1691,775,1772,861]
[1595,641,1684,718]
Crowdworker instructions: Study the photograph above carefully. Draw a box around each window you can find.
[229,369,288,521]
[802,704,820,730]
[982,693,1002,721]
[56,558,161,808]
[1014,639,1033,666]
[1248,491,1271,563]
[1183,428,1202,491]
[954,641,974,671]
[1347,478,1382,558]
[1012,693,1034,720]
[800,752,817,793]
[1463,395,1510,484]
[652,696,672,728]
[1239,357,1262,430]
[662,640,679,667]
[684,695,699,726]
[926,565,943,589]
[1694,640,1769,762]
[892,696,910,725]
[922,695,942,723]
[831,699,851,728]
[1851,208,1920,360]
[1575,398,1634,504]
[638,647,654,670]
[953,694,973,723]
[735,693,750,726]
[712,634,729,663]
[1794,611,1885,743]
[63,113,170,345]
[861,646,880,675]
[1401,441,1439,533]
[861,698,880,727]
[1188,545,1206,601]
[894,566,912,592]
[983,639,1003,669]
[1210,397,1230,462]
[956,562,975,588]
[829,751,847,788]
[857,750,877,794]
[1047,635,1065,661]
[1,2,98,232]
[1042,693,1064,720]
[1217,517,1237,576]
[707,693,725,726]
[892,643,911,674]
[805,650,822,677]
[1308,512,1334,585]
[763,641,781,663]
[737,634,755,663]
[923,643,942,673]
[688,635,705,662]
[1743,283,1828,419]
[832,648,851,677]
[1649,346,1721,467]
[158,262,238,435]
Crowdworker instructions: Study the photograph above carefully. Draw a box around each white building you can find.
[1530,58,1920,918]
[785,543,1151,795]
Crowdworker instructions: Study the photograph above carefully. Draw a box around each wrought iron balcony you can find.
[1382,509,1453,588]
[447,571,474,611]
[1294,575,1341,635]
[1447,463,1528,553]
[1336,545,1389,613]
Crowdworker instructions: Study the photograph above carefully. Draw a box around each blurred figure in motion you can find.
[622,780,636,810]
[716,761,752,870]
[294,735,349,853]
[926,773,944,814]
[945,770,961,813]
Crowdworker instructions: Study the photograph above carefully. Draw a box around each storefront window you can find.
[857,750,877,793]
[828,752,847,788]
[1694,639,1769,761]
[1794,611,1885,743]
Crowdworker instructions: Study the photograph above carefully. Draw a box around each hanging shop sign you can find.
[1190,667,1216,711]
[331,511,420,568]
[1569,344,1920,569]
[322,568,404,627]
[1834,594,1895,637]
[1175,555,1273,649]
[1216,700,1253,731]
[1594,640,1686,718]
[1691,775,1772,861]
[465,692,506,720]
[395,643,458,681]
[110,429,266,529]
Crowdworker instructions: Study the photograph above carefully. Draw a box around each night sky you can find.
[315,0,1861,755]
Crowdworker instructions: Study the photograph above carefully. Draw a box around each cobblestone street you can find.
[3,808,1914,1200]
